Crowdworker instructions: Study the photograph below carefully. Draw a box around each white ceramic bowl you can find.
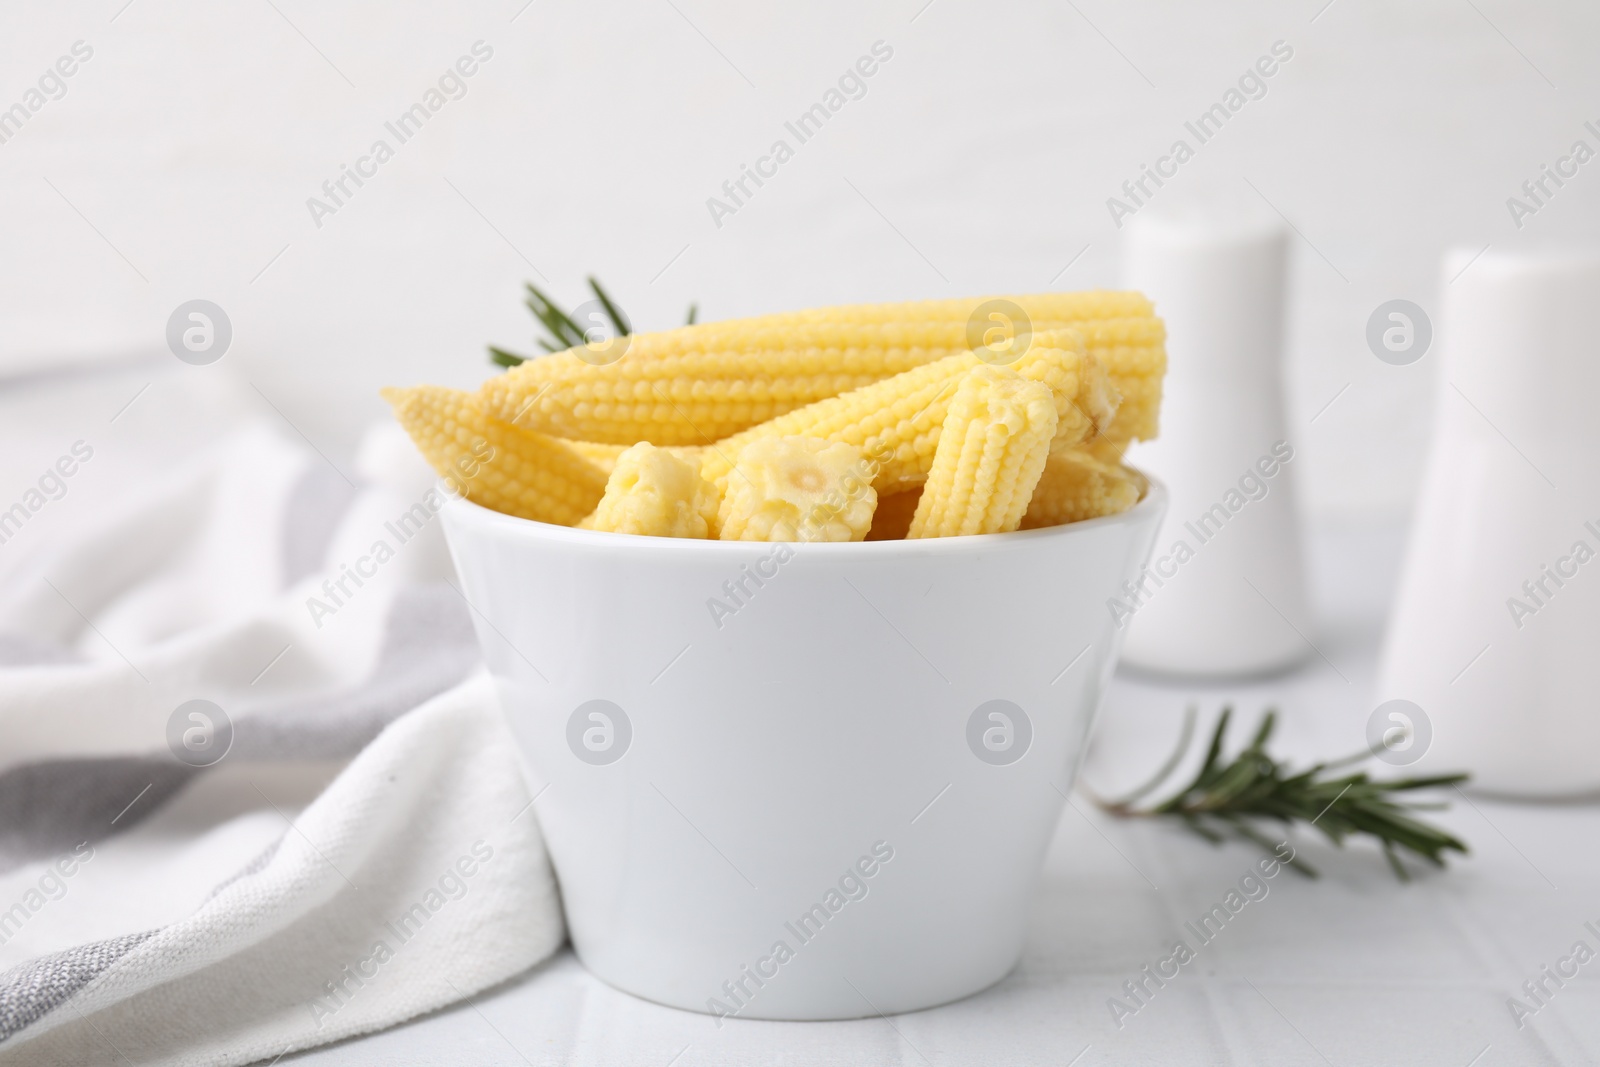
[441,483,1166,1020]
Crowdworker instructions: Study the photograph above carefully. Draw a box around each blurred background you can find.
[1,0,1596,571]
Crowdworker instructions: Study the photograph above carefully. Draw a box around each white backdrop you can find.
[2,0,1598,520]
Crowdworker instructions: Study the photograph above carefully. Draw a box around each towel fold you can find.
[0,421,566,1066]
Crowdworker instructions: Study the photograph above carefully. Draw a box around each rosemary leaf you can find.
[586,276,632,337]
[1099,706,1469,880]
[493,278,699,367]
[488,346,527,368]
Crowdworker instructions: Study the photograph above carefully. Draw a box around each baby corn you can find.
[479,293,1159,446]
[701,329,1109,499]
[566,440,627,474]
[588,443,719,538]
[388,289,1164,540]
[565,440,701,477]
[1021,445,1145,528]
[907,366,1058,539]
[700,331,1113,508]
[770,292,1165,442]
[480,322,982,446]
[719,436,877,542]
[381,385,606,526]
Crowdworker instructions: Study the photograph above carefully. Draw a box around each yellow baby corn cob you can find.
[771,292,1165,442]
[702,329,1109,501]
[480,322,989,446]
[1082,435,1143,471]
[719,436,877,542]
[381,385,605,526]
[588,443,719,538]
[866,489,921,541]
[1082,330,1163,445]
[907,366,1058,539]
[565,440,702,477]
[566,440,628,473]
[1020,446,1145,528]
[478,292,1160,446]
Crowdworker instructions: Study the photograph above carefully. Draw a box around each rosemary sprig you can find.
[489,277,697,367]
[586,277,632,340]
[1097,707,1470,880]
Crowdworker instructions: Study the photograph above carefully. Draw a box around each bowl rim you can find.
[441,477,1166,557]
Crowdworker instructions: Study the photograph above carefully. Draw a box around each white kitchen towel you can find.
[0,421,565,1066]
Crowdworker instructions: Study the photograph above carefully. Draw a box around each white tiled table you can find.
[291,522,1596,1066]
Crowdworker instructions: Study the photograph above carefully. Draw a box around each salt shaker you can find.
[1378,247,1600,796]
[1116,208,1313,678]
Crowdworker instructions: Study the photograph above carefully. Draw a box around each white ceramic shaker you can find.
[1116,208,1313,677]
[1379,247,1600,797]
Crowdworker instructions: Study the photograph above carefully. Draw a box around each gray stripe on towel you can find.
[0,834,298,1044]
[0,583,476,874]
[234,582,478,761]
[0,930,158,1041]
[0,763,199,876]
